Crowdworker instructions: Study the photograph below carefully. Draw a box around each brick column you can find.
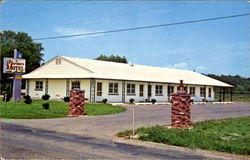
[171,80,192,128]
[69,90,86,116]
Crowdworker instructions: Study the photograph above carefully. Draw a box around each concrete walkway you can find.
[2,102,250,140]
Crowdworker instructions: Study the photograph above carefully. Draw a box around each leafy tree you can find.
[95,54,128,63]
[206,74,250,94]
[0,30,44,94]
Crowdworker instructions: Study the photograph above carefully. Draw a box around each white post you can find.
[4,94,7,117]
[132,107,135,137]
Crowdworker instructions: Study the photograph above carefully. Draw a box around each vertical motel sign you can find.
[3,49,26,102]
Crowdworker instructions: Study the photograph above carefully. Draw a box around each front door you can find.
[139,84,144,102]
[96,82,102,102]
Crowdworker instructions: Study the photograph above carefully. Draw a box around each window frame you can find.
[139,84,144,97]
[200,87,205,97]
[127,83,136,95]
[71,80,81,90]
[155,85,163,96]
[148,85,152,97]
[189,87,196,95]
[96,82,102,96]
[208,88,212,97]
[167,85,174,95]
[109,82,119,95]
[35,81,43,91]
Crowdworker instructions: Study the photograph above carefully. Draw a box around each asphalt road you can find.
[1,102,250,159]
[1,123,210,159]
[3,102,250,140]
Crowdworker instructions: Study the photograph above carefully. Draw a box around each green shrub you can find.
[63,96,70,102]
[23,95,31,100]
[2,94,11,102]
[129,98,135,103]
[42,103,50,110]
[42,94,50,100]
[102,98,108,104]
[24,98,32,104]
[151,99,156,104]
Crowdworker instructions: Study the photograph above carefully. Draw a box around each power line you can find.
[33,13,250,41]
[13,3,185,31]
[6,1,81,18]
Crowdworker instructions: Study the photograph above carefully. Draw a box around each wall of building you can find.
[27,78,215,102]
[95,79,123,103]
[28,79,46,99]
[48,79,66,100]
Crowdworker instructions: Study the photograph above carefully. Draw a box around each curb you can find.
[112,137,249,160]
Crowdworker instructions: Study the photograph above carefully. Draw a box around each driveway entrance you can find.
[3,102,250,140]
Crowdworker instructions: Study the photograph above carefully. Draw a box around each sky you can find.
[1,1,250,77]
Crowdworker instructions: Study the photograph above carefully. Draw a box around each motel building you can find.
[22,56,233,103]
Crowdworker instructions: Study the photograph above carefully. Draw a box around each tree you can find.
[95,54,128,63]
[0,30,44,94]
[206,74,250,94]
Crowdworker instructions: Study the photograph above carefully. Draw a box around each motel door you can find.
[96,82,103,102]
[139,84,144,102]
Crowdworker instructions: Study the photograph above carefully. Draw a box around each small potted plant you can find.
[129,98,135,104]
[42,94,50,100]
[102,98,108,104]
[62,96,70,102]
[151,99,156,104]
[42,103,50,110]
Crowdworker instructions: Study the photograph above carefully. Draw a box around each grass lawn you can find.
[117,116,250,155]
[215,95,250,102]
[0,99,125,119]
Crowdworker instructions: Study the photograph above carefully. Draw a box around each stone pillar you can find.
[122,81,125,103]
[90,79,96,103]
[66,79,70,96]
[45,79,48,94]
[69,90,86,116]
[171,80,192,128]
[26,79,30,95]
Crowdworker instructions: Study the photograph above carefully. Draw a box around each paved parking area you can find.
[2,102,250,140]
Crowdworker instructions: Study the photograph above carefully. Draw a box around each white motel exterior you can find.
[22,56,233,103]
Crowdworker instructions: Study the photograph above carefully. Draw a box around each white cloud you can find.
[195,66,206,72]
[166,62,188,70]
[53,27,104,40]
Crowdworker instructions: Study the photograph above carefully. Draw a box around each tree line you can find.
[206,74,250,94]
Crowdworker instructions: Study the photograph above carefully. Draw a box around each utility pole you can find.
[0,51,2,95]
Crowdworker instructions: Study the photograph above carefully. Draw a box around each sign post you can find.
[3,49,25,102]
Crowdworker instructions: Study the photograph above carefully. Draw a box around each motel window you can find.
[155,85,163,96]
[139,85,144,97]
[189,87,195,95]
[167,86,174,95]
[35,81,43,91]
[200,87,205,97]
[127,83,136,95]
[97,82,102,96]
[208,88,212,97]
[148,85,152,97]
[109,82,118,95]
[177,86,187,91]
[71,80,80,90]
